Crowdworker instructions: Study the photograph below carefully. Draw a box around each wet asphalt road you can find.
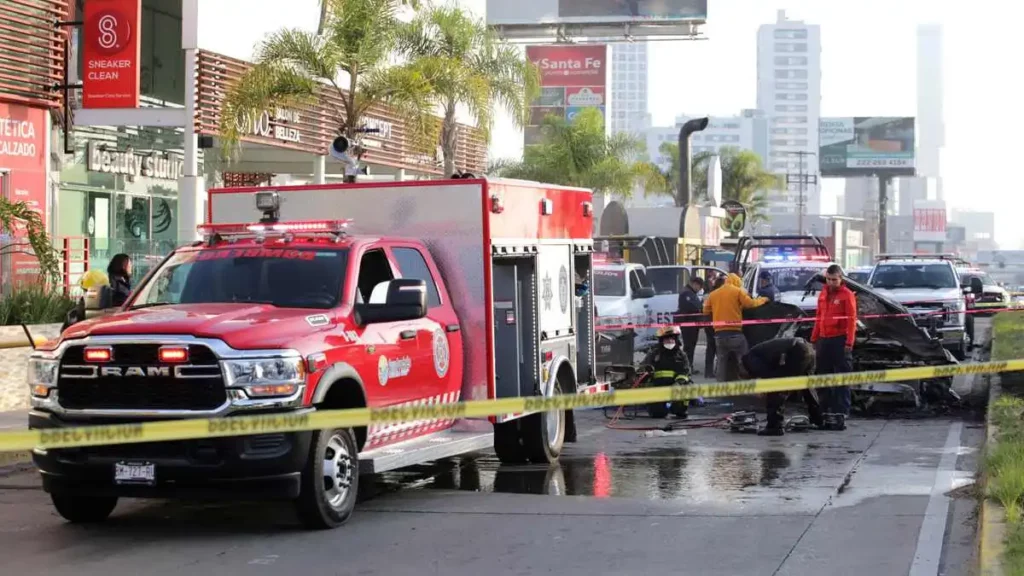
[0,321,992,576]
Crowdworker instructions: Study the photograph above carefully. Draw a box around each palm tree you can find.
[657,143,777,224]
[397,6,539,176]
[220,0,436,179]
[0,198,61,285]
[490,108,665,198]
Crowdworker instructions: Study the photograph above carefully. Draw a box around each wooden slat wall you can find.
[0,0,68,109]
[195,50,487,175]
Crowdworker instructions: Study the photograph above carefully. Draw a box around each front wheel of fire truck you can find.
[295,427,359,530]
[50,494,118,524]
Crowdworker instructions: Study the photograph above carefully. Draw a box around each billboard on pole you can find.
[819,117,916,177]
[524,45,607,147]
[489,0,707,25]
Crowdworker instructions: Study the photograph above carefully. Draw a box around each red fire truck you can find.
[27,179,609,529]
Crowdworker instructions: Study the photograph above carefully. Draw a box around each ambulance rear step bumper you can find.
[358,429,493,475]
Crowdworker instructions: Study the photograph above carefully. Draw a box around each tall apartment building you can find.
[756,10,822,217]
[916,24,944,188]
[646,110,769,172]
[609,43,649,135]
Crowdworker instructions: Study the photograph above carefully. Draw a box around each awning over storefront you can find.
[194,51,487,178]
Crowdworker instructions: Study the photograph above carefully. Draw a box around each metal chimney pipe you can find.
[677,117,709,206]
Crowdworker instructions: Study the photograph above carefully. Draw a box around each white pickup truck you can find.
[593,261,656,351]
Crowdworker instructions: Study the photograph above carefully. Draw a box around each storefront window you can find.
[58,126,192,282]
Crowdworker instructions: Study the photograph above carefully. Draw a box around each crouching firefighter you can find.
[640,326,693,419]
[738,337,824,436]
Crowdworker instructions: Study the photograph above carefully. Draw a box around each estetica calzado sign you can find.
[82,0,142,108]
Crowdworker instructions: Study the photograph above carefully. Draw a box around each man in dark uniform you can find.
[676,276,704,370]
[758,270,781,302]
[640,326,692,418]
[738,337,824,436]
[703,274,726,377]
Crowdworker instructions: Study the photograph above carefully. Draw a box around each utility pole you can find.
[877,175,890,253]
[786,151,817,235]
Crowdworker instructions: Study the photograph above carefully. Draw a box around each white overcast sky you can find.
[200,0,1018,247]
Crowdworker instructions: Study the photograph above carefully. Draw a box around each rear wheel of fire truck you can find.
[521,379,567,464]
[296,427,358,530]
[50,494,118,523]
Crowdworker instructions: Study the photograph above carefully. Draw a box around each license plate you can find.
[114,461,156,486]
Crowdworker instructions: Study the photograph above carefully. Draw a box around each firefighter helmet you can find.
[656,326,681,339]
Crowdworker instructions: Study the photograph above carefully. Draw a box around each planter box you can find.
[0,324,63,412]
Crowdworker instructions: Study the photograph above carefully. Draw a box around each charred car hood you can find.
[61,303,337,350]
[743,276,955,363]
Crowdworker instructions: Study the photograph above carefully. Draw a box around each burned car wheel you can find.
[296,428,358,530]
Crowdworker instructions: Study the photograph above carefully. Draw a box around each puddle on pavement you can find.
[364,446,809,502]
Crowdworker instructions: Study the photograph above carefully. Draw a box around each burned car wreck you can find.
[742,273,960,412]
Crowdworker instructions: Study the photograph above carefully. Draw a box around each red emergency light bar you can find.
[197,220,352,239]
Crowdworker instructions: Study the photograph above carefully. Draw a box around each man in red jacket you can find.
[811,264,857,431]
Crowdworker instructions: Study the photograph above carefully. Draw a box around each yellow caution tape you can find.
[1,359,1020,453]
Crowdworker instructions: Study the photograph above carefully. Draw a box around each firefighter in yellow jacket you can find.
[639,326,692,419]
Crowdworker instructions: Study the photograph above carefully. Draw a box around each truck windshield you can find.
[594,269,626,297]
[847,271,870,284]
[131,247,349,310]
[762,266,827,292]
[646,268,686,295]
[870,264,957,290]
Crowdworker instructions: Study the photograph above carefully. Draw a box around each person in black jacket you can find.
[703,274,726,377]
[676,276,704,370]
[738,337,824,436]
[758,270,781,303]
[107,253,133,307]
[640,326,692,418]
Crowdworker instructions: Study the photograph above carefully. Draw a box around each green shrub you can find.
[988,313,1024,573]
[994,312,1024,389]
[0,284,76,326]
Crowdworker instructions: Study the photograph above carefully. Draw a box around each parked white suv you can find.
[867,254,970,360]
[593,261,656,350]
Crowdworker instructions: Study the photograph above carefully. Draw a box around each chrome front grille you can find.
[57,343,226,411]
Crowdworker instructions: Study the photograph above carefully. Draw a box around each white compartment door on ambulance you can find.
[537,244,574,339]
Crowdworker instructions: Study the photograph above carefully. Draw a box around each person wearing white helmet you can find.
[639,325,692,419]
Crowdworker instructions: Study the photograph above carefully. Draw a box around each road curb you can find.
[978,368,1007,576]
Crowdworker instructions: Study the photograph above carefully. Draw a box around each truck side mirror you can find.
[633,286,655,299]
[354,279,428,326]
[970,277,984,294]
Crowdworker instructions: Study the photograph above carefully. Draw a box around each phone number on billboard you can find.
[851,159,912,168]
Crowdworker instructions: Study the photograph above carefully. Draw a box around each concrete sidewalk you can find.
[0,410,30,471]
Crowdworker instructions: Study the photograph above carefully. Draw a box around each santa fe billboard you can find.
[524,45,607,147]
[488,0,707,25]
[819,117,916,177]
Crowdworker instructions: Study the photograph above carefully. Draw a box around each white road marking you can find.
[908,420,963,576]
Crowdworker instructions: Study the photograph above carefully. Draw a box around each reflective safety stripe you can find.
[654,370,676,379]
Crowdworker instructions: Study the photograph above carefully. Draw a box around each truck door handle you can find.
[446,324,460,333]
[400,330,416,340]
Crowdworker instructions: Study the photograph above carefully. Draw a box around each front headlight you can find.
[223,357,306,398]
[27,357,58,398]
